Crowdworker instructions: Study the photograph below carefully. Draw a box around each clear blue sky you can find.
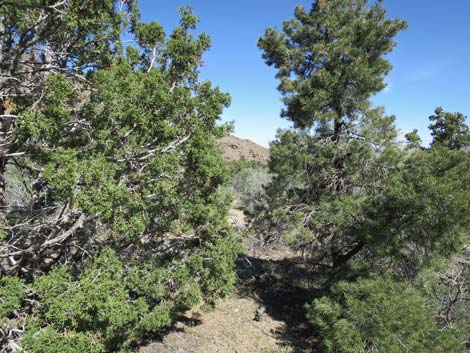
[138,0,470,147]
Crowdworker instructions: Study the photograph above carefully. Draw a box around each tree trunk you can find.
[0,99,10,212]
[332,240,365,271]
[0,100,6,210]
[0,156,5,210]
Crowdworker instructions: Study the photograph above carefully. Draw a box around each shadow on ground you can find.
[236,244,326,353]
[139,239,326,353]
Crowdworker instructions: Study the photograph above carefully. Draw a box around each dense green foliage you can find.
[0,0,468,352]
[0,2,240,351]
[258,0,470,351]
[21,243,239,351]
[360,147,470,274]
[429,107,470,150]
[0,276,25,318]
[306,276,465,353]
[256,0,408,269]
[22,327,105,353]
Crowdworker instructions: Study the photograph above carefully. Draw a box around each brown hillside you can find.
[218,135,269,163]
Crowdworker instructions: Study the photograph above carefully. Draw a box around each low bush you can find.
[305,276,466,353]
[225,159,271,215]
[23,240,240,352]
[0,276,25,319]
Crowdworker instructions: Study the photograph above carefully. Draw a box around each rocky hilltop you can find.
[218,135,269,163]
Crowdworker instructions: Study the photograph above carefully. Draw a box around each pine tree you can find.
[256,0,406,270]
[257,0,470,276]
[258,6,470,350]
[428,107,470,150]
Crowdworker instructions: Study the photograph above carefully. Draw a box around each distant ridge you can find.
[218,135,269,163]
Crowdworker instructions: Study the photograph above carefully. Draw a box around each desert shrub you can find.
[416,251,469,331]
[226,159,271,215]
[24,237,241,351]
[305,277,466,353]
[0,276,25,318]
[21,325,105,353]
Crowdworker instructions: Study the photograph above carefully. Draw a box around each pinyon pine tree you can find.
[257,0,470,275]
[256,0,407,269]
[258,1,470,351]
[428,107,470,150]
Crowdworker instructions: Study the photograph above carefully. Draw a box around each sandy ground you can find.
[140,206,315,353]
[139,295,293,353]
[139,240,314,353]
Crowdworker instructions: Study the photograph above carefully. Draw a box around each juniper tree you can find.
[0,1,235,275]
[0,0,140,211]
[0,3,240,351]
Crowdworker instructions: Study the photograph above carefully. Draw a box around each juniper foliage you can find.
[0,2,240,351]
